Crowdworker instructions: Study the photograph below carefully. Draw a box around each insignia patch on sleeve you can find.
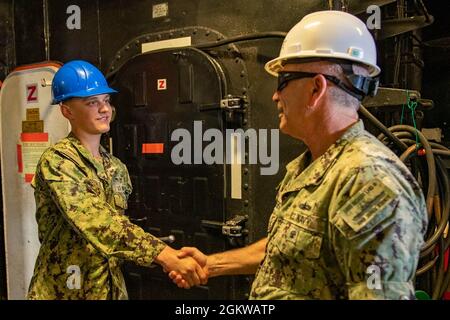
[339,178,397,233]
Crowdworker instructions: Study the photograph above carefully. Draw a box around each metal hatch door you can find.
[110,47,246,299]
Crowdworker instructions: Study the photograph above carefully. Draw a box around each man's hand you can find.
[155,246,208,289]
[167,239,267,288]
[168,247,209,289]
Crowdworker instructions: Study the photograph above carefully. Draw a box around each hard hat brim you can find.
[265,53,381,78]
[52,87,118,105]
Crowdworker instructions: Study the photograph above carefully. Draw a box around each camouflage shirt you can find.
[28,133,166,300]
[250,120,428,300]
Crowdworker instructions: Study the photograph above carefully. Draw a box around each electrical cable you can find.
[359,104,450,299]
[193,32,287,49]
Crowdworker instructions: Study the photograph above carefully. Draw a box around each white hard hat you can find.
[265,10,381,77]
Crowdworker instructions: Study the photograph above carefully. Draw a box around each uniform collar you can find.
[284,120,365,191]
[66,132,111,178]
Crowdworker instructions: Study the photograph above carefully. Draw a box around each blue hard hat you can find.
[51,60,117,104]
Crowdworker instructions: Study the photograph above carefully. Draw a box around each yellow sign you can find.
[26,108,40,121]
[22,120,44,133]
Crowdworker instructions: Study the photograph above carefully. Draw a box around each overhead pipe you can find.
[42,0,50,61]
[328,0,349,12]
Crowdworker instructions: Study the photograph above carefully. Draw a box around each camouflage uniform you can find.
[28,133,166,300]
[250,120,428,300]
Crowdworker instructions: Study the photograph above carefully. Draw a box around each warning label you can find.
[157,79,167,91]
[18,133,50,183]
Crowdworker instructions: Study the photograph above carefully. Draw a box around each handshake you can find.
[155,246,209,289]
[155,238,266,288]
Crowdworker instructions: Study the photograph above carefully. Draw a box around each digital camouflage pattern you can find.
[28,133,166,300]
[250,120,428,300]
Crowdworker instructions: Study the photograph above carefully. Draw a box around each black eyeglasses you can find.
[277,71,371,101]
[277,71,319,92]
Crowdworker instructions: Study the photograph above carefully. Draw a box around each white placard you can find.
[141,37,192,53]
[152,3,169,19]
[230,133,242,199]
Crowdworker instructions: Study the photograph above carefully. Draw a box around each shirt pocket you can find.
[113,193,128,210]
[111,173,132,211]
[273,209,326,260]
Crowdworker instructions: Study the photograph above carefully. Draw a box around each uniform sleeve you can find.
[36,154,166,267]
[329,165,426,300]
